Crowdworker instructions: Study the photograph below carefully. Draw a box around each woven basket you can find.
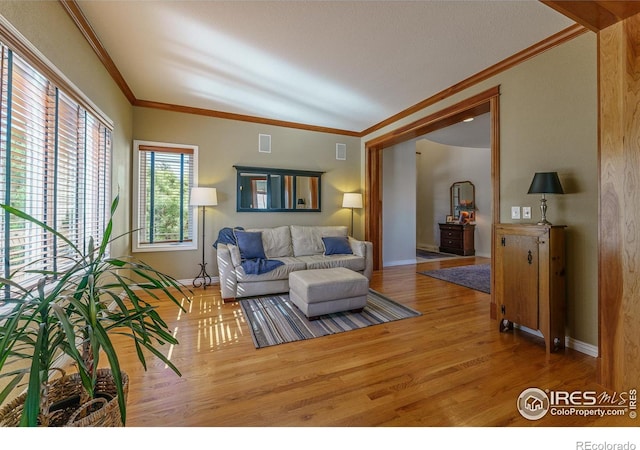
[0,369,128,427]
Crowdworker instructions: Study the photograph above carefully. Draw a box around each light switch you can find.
[511,206,521,220]
[523,207,532,219]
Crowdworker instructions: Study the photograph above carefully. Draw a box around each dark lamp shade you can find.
[527,172,564,195]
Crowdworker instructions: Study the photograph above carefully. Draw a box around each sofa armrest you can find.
[216,243,237,300]
[362,241,373,280]
[349,237,373,280]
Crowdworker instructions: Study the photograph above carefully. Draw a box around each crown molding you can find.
[133,99,360,137]
[59,0,136,104]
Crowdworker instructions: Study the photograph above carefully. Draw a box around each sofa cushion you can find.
[290,225,348,256]
[322,236,353,255]
[235,257,306,282]
[296,254,366,272]
[228,244,242,267]
[348,237,366,257]
[246,226,292,258]
[235,230,266,260]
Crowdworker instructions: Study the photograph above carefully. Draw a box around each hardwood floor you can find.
[109,257,636,428]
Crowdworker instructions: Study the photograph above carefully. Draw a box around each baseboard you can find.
[417,244,439,252]
[565,337,598,357]
[177,277,220,289]
[134,277,220,289]
[383,259,418,267]
[514,324,598,357]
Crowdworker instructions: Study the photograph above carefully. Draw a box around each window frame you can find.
[132,140,199,253]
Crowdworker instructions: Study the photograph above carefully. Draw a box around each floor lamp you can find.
[342,193,363,237]
[190,187,218,288]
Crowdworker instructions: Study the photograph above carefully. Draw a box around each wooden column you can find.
[598,14,640,391]
[365,146,383,270]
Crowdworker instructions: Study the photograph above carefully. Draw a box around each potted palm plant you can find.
[0,195,191,426]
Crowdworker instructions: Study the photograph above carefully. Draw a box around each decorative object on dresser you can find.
[450,180,476,223]
[494,224,566,354]
[527,172,564,225]
[439,223,475,256]
[190,187,218,288]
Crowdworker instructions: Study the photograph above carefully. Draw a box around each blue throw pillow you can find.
[235,231,266,260]
[322,236,353,256]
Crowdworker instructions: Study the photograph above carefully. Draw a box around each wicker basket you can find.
[0,369,129,427]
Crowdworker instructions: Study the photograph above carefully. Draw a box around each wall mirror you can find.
[450,180,475,220]
[235,166,323,212]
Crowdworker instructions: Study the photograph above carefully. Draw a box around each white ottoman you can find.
[289,267,369,320]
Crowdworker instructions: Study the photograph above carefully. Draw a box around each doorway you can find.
[415,112,491,259]
[364,86,500,318]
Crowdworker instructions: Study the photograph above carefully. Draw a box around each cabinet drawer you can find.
[441,238,463,249]
[441,229,463,240]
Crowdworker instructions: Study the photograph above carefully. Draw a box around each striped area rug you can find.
[239,289,421,349]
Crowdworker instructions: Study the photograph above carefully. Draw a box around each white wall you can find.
[416,140,491,257]
[382,140,417,266]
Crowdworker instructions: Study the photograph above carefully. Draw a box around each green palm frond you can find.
[0,194,193,426]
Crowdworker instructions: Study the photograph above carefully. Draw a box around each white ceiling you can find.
[422,112,491,149]
[77,1,575,133]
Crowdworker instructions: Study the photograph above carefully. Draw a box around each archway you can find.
[364,86,500,318]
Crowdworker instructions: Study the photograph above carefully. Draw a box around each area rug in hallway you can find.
[416,249,456,260]
[239,289,421,349]
[419,264,490,294]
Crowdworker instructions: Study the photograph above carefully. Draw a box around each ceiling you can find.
[422,112,491,149]
[75,1,576,134]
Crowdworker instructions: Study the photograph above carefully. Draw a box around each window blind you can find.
[0,40,112,296]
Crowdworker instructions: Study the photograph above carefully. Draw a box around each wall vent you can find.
[259,134,271,153]
[336,143,347,160]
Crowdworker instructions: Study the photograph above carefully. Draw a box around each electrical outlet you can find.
[522,207,532,220]
[511,206,521,220]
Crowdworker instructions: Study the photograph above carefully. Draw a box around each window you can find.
[132,140,198,252]
[0,43,112,294]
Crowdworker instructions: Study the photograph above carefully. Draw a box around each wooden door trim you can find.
[364,86,501,317]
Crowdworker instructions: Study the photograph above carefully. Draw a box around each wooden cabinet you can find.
[495,224,566,354]
[439,223,475,256]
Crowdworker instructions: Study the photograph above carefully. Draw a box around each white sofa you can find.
[216,225,373,301]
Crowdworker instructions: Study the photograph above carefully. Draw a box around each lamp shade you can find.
[342,193,363,209]
[190,187,218,206]
[527,172,564,195]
